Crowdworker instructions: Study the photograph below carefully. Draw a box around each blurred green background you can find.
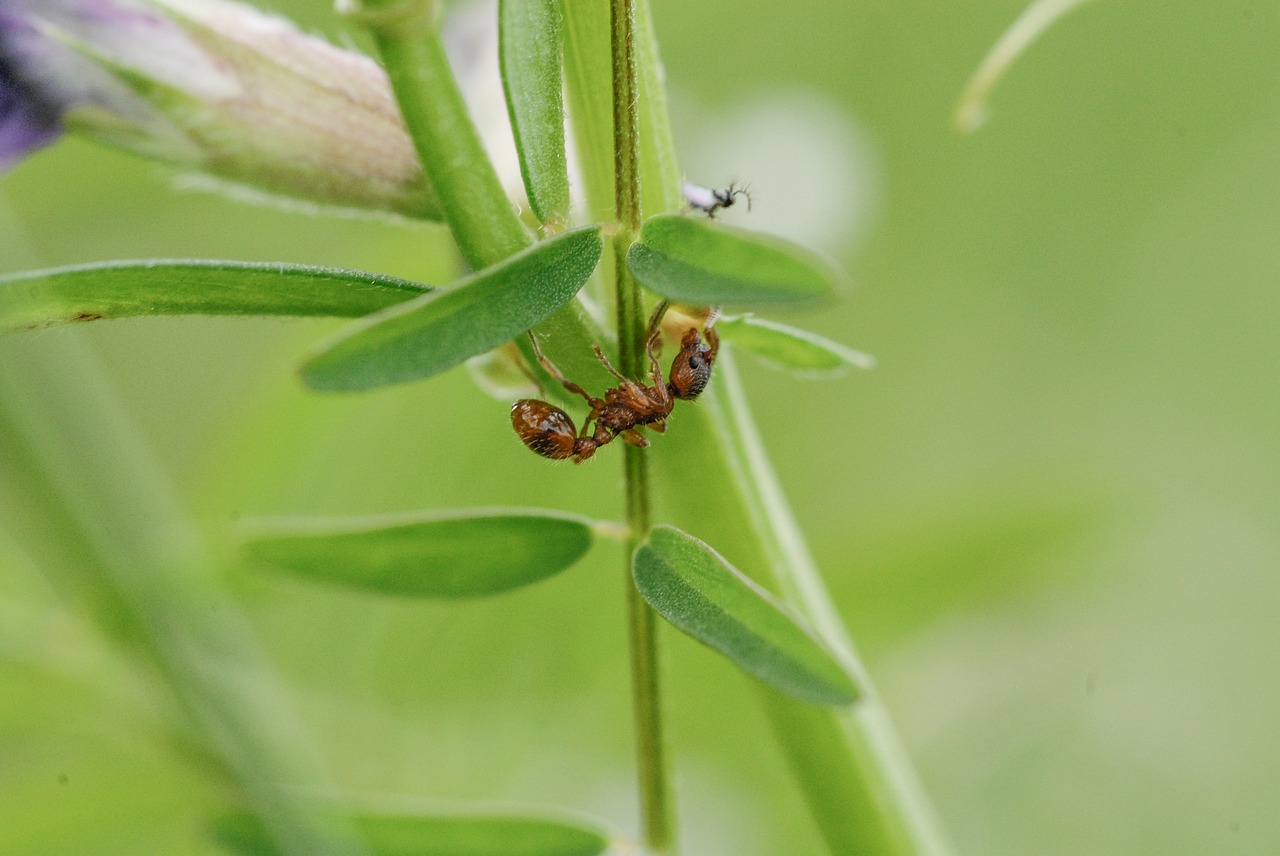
[3,0,1279,854]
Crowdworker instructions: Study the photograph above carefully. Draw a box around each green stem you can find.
[0,335,363,856]
[706,354,953,856]
[354,0,617,402]
[581,2,952,851]
[613,0,675,852]
[354,0,529,269]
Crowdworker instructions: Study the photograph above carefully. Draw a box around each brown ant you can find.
[511,303,719,463]
[682,181,752,219]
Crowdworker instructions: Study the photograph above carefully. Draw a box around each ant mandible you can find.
[682,181,752,219]
[511,303,719,463]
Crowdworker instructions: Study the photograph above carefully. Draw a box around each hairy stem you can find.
[613,0,675,851]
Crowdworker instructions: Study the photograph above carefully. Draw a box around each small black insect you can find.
[682,181,752,219]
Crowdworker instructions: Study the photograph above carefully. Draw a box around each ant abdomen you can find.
[511,399,578,460]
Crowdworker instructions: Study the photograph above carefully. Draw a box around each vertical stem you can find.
[612,0,675,852]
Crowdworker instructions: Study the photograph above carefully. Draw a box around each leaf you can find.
[560,1,682,223]
[213,809,609,856]
[626,215,839,307]
[0,260,431,332]
[242,508,595,598]
[633,525,858,705]
[954,0,1100,132]
[717,315,875,376]
[500,0,570,225]
[301,226,603,391]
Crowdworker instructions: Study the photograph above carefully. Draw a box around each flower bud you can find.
[0,0,440,219]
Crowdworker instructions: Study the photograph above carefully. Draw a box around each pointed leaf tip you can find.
[301,226,603,391]
[243,508,595,598]
[633,525,858,705]
[717,315,875,376]
[627,215,839,307]
[0,260,431,331]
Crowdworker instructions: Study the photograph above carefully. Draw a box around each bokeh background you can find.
[3,0,1278,854]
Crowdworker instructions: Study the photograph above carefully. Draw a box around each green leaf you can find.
[717,315,875,376]
[243,508,595,598]
[301,226,603,391]
[500,0,570,225]
[213,810,609,856]
[561,1,682,223]
[633,525,858,705]
[627,215,839,307]
[0,260,431,332]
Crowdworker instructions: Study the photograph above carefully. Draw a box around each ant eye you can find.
[688,355,703,370]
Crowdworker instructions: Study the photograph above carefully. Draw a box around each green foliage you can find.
[499,0,570,225]
[633,525,858,705]
[212,810,610,856]
[242,509,595,598]
[717,315,875,376]
[0,1,941,854]
[627,215,839,306]
[0,260,429,331]
[300,226,602,391]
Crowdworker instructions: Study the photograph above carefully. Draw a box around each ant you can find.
[682,180,752,219]
[511,303,719,463]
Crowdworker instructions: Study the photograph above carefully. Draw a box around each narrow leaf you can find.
[717,315,875,376]
[954,0,1099,132]
[500,0,570,225]
[213,809,609,856]
[627,215,838,306]
[301,226,603,391]
[0,260,431,331]
[243,509,595,598]
[633,525,858,705]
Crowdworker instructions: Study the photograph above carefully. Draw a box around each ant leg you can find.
[591,301,670,385]
[578,402,604,440]
[528,332,599,406]
[592,344,631,384]
[704,318,721,363]
[513,352,548,398]
[621,428,649,448]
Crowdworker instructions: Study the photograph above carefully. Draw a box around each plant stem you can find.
[353,0,617,397]
[706,354,954,856]
[613,0,675,852]
[0,334,363,856]
[354,0,529,270]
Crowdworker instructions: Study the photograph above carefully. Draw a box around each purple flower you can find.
[0,0,441,219]
[0,62,61,169]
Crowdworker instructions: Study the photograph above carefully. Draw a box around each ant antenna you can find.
[646,299,672,336]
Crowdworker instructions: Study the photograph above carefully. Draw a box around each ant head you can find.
[667,327,717,400]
